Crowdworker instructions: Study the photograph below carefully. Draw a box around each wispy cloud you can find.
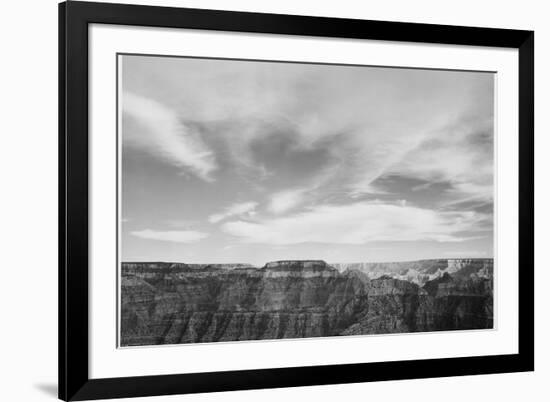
[122,58,494,206]
[268,189,306,214]
[122,91,217,181]
[208,201,258,223]
[380,118,494,202]
[222,201,488,245]
[130,229,209,243]
[121,56,495,262]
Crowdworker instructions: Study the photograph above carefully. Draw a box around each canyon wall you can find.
[120,259,493,346]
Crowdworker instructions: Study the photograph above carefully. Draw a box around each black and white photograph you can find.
[119,55,495,347]
[0,0,542,399]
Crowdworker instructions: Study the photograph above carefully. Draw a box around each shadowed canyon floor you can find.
[120,259,493,346]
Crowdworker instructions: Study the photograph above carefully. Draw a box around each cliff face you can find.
[120,259,493,346]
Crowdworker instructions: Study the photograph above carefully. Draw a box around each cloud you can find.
[120,56,496,263]
[383,118,494,203]
[221,201,488,245]
[130,229,208,243]
[268,189,306,214]
[208,201,258,223]
[122,91,217,181]
[123,57,493,198]
[123,58,494,241]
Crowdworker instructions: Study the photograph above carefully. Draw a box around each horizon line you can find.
[120,256,494,266]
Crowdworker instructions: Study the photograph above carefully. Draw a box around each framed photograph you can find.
[59,1,534,400]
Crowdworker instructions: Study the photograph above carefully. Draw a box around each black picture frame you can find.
[59,1,534,400]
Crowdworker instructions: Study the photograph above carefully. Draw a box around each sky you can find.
[120,54,494,266]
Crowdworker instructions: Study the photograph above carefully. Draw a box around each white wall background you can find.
[0,0,546,401]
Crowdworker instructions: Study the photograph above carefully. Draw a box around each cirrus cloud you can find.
[121,56,495,262]
[208,201,258,223]
[221,201,488,245]
[122,91,217,181]
[267,189,306,214]
[130,229,209,243]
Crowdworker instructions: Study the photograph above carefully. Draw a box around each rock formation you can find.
[120,259,493,346]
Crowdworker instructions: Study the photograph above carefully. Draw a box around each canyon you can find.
[120,259,493,346]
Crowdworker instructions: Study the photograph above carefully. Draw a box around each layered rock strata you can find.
[121,259,493,346]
